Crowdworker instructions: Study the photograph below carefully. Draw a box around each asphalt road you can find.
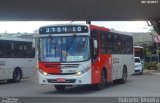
[0,73,160,97]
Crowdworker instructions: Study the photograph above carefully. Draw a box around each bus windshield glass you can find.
[39,36,90,62]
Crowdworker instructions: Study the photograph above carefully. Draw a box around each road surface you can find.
[0,73,160,97]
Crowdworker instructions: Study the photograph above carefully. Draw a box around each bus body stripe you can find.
[38,62,61,74]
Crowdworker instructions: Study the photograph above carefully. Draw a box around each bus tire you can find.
[55,85,66,91]
[119,67,127,84]
[12,68,22,83]
[113,79,119,84]
[94,69,107,90]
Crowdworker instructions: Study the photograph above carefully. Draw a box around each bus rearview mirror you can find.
[32,39,35,48]
[93,40,98,49]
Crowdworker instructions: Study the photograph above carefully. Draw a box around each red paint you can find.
[91,54,112,84]
[38,62,61,74]
[89,25,112,84]
[89,25,110,32]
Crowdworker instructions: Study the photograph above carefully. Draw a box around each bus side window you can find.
[100,32,107,54]
[121,35,125,54]
[125,36,133,54]
[91,30,99,62]
[106,33,113,53]
[113,34,118,54]
[130,37,133,54]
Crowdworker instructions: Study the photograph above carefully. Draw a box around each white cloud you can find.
[0,21,71,33]
[92,21,150,32]
[0,21,150,33]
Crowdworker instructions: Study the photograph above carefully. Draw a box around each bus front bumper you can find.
[38,70,91,85]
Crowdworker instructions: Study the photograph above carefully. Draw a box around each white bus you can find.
[37,24,134,91]
[0,36,36,82]
[134,46,144,61]
[134,46,144,66]
[134,46,144,74]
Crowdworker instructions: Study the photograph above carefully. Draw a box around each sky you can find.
[0,21,152,33]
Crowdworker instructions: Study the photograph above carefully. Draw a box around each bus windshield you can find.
[39,36,90,62]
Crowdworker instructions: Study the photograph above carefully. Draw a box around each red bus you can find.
[37,24,134,91]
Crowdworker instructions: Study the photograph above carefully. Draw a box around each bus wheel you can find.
[12,68,22,82]
[95,69,107,90]
[55,85,66,91]
[119,68,127,84]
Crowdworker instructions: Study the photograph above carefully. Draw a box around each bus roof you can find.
[0,36,33,42]
[89,24,133,36]
[134,46,144,48]
[89,24,110,31]
[110,29,133,36]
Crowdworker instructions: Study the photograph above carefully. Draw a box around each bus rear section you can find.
[134,46,144,74]
[37,24,134,91]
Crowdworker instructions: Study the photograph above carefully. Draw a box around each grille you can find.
[135,70,140,72]
[48,73,76,75]
[44,63,79,69]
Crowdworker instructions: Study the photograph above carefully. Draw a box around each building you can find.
[0,33,34,39]
[133,32,153,47]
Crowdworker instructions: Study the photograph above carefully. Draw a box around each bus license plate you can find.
[56,78,65,82]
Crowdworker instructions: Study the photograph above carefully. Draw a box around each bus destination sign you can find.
[39,25,88,34]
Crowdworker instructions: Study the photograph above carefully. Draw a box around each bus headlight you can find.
[37,63,39,69]
[75,66,90,76]
[75,71,82,76]
[39,69,49,76]
[43,72,48,76]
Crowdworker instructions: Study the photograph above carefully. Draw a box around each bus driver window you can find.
[91,30,99,62]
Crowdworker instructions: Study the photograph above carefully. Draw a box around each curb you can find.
[144,69,160,75]
[152,73,160,75]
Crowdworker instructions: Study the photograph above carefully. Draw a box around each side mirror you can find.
[32,39,36,48]
[34,36,39,49]
[93,40,98,49]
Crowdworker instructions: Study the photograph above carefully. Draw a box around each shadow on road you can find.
[0,79,29,85]
[42,81,132,95]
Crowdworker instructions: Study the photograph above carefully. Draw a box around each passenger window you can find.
[100,32,107,54]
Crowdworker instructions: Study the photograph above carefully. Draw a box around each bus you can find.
[134,46,144,61]
[0,36,36,82]
[134,46,144,68]
[37,24,134,91]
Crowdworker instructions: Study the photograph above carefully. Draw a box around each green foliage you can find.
[144,48,152,57]
[156,63,160,71]
[144,62,149,69]
[144,61,158,70]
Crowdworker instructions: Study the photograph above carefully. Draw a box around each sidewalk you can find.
[144,69,160,75]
